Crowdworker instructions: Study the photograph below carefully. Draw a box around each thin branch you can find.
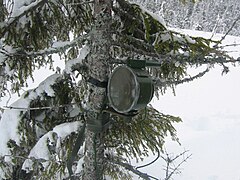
[67,1,94,6]
[4,33,89,58]
[112,42,160,59]
[1,154,65,166]
[2,102,79,111]
[154,67,210,87]
[218,43,240,48]
[162,151,192,180]
[215,14,240,46]
[118,33,156,53]
[210,14,222,40]
[5,88,12,106]
[112,160,158,180]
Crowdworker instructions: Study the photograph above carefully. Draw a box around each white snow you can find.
[0,74,61,164]
[138,4,167,28]
[183,34,196,44]
[12,0,39,17]
[53,121,82,139]
[34,74,61,97]
[65,45,90,74]
[22,121,82,172]
[10,0,41,29]
[0,53,6,65]
[156,33,169,43]
[0,107,23,156]
[52,41,71,48]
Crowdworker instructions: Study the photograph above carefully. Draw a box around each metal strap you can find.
[87,77,108,88]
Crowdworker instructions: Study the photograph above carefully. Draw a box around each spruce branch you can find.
[2,34,88,58]
[154,67,210,87]
[173,53,240,67]
[2,154,48,163]
[117,33,156,53]
[1,0,48,37]
[112,41,160,59]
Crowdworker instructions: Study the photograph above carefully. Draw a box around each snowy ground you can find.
[1,30,240,180]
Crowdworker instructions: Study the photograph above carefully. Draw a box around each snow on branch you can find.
[0,74,62,157]
[65,44,90,74]
[22,121,83,172]
[1,33,88,59]
[1,0,48,36]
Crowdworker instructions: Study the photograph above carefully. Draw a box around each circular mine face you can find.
[108,66,139,113]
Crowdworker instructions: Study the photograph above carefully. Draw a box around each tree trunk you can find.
[83,0,112,179]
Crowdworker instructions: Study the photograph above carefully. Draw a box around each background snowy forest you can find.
[135,0,240,36]
[0,0,240,179]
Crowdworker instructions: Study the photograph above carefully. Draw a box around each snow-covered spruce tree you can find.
[0,0,239,179]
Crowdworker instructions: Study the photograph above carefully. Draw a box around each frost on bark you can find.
[83,0,112,179]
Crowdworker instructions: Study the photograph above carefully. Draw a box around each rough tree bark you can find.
[83,0,112,179]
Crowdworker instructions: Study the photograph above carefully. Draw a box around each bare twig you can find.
[218,43,240,48]
[215,14,240,46]
[210,14,222,40]
[161,149,192,180]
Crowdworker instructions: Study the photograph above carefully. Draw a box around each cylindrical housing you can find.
[108,66,154,113]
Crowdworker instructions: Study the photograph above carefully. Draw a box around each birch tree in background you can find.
[0,0,239,179]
